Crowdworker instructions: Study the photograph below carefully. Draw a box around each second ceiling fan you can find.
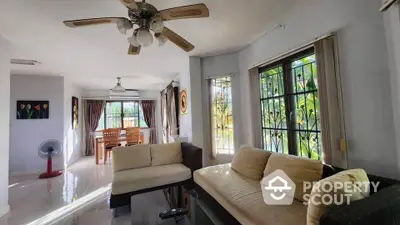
[63,0,210,55]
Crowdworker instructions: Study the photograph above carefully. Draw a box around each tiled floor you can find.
[69,191,179,225]
[1,157,114,225]
[1,156,181,225]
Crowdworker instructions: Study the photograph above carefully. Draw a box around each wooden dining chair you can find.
[102,128,121,163]
[125,127,142,146]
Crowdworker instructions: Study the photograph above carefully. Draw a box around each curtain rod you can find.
[380,0,398,11]
[160,80,179,93]
[205,73,236,80]
[251,32,334,69]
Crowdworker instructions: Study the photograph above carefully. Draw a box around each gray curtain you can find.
[84,100,105,156]
[249,67,263,149]
[166,85,178,142]
[160,89,168,143]
[315,36,347,168]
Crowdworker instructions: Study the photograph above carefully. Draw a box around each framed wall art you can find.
[17,101,49,119]
[180,89,188,114]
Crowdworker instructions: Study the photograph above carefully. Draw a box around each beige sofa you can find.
[193,146,326,225]
[110,142,202,209]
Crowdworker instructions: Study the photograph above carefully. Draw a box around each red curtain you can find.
[84,100,105,156]
[141,100,157,144]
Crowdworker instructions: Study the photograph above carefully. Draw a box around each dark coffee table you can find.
[131,191,185,225]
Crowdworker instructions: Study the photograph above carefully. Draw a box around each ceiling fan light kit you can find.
[156,34,167,46]
[63,0,209,55]
[137,27,153,47]
[111,77,127,93]
[150,16,164,33]
[117,20,133,34]
[127,33,140,47]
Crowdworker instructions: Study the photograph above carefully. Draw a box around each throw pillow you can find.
[151,142,182,166]
[307,169,370,225]
[231,145,272,180]
[263,153,323,202]
[112,144,151,172]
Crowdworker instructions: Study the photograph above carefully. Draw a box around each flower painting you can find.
[72,97,78,129]
[17,101,49,119]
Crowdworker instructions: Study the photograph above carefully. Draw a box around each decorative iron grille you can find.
[210,76,235,154]
[259,49,322,160]
[98,101,147,130]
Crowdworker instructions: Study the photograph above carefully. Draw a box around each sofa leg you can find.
[112,205,131,218]
[112,208,118,218]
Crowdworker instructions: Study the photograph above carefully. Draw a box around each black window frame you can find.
[259,47,322,159]
[99,100,147,129]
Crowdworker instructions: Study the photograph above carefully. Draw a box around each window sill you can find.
[96,127,149,131]
[216,153,235,156]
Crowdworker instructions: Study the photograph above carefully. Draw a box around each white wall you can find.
[236,0,398,178]
[82,89,160,100]
[10,75,65,175]
[384,2,400,174]
[178,57,192,142]
[0,35,11,217]
[191,0,398,178]
[189,57,204,147]
[63,78,83,166]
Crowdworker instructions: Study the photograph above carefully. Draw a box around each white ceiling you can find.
[0,0,297,90]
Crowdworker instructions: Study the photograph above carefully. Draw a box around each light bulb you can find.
[117,24,127,35]
[150,17,164,33]
[117,20,132,35]
[156,34,167,46]
[137,28,153,47]
[127,33,140,47]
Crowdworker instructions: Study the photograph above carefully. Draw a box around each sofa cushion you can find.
[263,153,323,202]
[112,163,191,195]
[231,146,272,180]
[194,164,307,225]
[307,169,370,225]
[150,142,182,166]
[112,144,151,172]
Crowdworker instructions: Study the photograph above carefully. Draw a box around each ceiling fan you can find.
[111,77,126,93]
[63,0,210,55]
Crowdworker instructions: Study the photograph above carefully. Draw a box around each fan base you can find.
[39,171,62,179]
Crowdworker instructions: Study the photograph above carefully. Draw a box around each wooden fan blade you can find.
[120,0,138,10]
[64,17,129,28]
[159,3,209,21]
[162,27,194,52]
[128,45,141,55]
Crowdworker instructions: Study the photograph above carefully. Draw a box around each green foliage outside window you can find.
[97,101,148,130]
[260,54,322,160]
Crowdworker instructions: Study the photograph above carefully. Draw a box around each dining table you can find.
[95,132,144,165]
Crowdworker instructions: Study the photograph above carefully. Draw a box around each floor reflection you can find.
[2,157,113,225]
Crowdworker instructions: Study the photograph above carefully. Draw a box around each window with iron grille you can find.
[96,101,148,130]
[259,48,322,160]
[210,76,235,155]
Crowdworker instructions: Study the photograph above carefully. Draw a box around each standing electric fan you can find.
[38,140,63,179]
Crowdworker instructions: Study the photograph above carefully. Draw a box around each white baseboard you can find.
[10,170,41,177]
[0,205,10,218]
[10,167,65,177]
